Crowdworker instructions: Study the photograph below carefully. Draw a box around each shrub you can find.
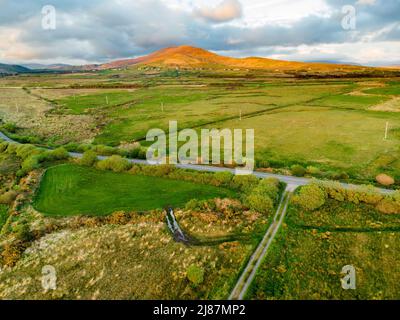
[97,155,132,173]
[212,171,233,186]
[15,144,38,160]
[93,144,117,156]
[306,166,321,175]
[80,150,98,167]
[186,264,204,286]
[0,190,18,204]
[376,174,395,186]
[291,165,306,177]
[245,193,274,214]
[2,122,17,133]
[376,198,400,214]
[46,147,69,161]
[292,184,326,211]
[107,211,128,225]
[256,178,280,202]
[19,155,41,176]
[185,199,202,211]
[1,241,25,267]
[13,223,34,242]
[231,175,259,193]
[0,142,8,153]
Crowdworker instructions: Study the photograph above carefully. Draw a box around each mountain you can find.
[98,45,371,73]
[22,63,74,70]
[0,63,31,75]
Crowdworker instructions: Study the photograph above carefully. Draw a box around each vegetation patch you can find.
[33,164,236,216]
[247,198,400,300]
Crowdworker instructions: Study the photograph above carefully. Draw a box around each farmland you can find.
[1,55,400,301]
[1,71,400,183]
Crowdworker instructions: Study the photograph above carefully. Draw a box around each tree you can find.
[292,184,326,211]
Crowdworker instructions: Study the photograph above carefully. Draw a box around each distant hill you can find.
[98,45,372,73]
[0,63,31,75]
[22,63,73,70]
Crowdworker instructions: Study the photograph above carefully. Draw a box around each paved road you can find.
[0,130,395,194]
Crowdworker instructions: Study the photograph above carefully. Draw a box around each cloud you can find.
[356,0,376,5]
[0,0,398,65]
[194,0,243,23]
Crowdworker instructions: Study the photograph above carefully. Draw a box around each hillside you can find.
[99,45,372,73]
[0,63,31,75]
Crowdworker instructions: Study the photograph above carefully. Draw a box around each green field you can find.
[247,199,400,300]
[2,73,400,183]
[33,164,236,216]
[57,91,138,114]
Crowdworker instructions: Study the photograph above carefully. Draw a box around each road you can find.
[0,130,395,194]
[229,189,291,300]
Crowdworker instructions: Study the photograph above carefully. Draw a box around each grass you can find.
[56,91,138,114]
[0,220,253,300]
[0,205,8,230]
[33,164,236,216]
[2,73,400,182]
[246,199,400,300]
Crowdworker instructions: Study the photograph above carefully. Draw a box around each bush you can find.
[186,264,204,286]
[376,198,400,214]
[306,166,321,175]
[1,241,25,267]
[2,122,17,133]
[231,175,259,193]
[245,193,274,214]
[13,223,34,242]
[292,184,326,211]
[185,199,203,211]
[291,165,306,177]
[255,178,280,203]
[0,190,18,204]
[376,174,395,186]
[0,142,8,153]
[97,155,132,173]
[80,150,98,167]
[15,144,38,160]
[45,147,69,161]
[19,155,41,176]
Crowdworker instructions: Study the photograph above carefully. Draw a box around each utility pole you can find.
[384,121,389,140]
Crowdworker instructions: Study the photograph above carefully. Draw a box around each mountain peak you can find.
[100,45,368,72]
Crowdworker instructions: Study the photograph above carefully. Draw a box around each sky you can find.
[0,0,399,66]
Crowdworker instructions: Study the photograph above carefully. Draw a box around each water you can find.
[166,207,189,244]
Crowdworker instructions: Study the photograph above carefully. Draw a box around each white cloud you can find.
[194,0,243,23]
[356,0,376,5]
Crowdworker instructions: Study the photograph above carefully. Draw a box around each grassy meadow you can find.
[1,72,400,182]
[33,164,236,216]
[247,199,400,300]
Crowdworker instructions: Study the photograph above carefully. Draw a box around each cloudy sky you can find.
[0,0,399,66]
